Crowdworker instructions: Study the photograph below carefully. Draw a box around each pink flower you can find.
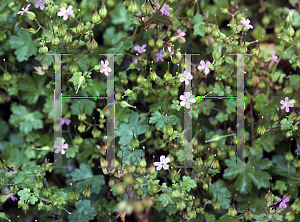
[176,29,186,42]
[59,117,71,125]
[160,4,170,16]
[57,5,73,20]
[34,0,49,10]
[100,60,112,76]
[132,57,141,71]
[198,60,211,75]
[277,196,289,208]
[6,188,18,201]
[280,97,294,113]
[134,44,147,53]
[286,8,298,15]
[155,49,165,62]
[180,71,193,85]
[241,17,253,29]
[168,47,173,59]
[17,4,31,15]
[153,155,170,171]
[54,140,68,154]
[180,92,196,109]
[271,51,278,63]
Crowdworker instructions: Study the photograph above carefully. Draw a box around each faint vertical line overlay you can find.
[51,53,70,169]
[97,54,123,169]
[228,53,252,168]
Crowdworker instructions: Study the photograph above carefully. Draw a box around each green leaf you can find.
[115,111,148,146]
[110,2,132,30]
[103,27,123,46]
[70,98,96,115]
[209,180,231,209]
[292,13,300,27]
[253,135,275,152]
[43,94,68,120]
[70,164,105,194]
[18,74,49,104]
[0,0,14,11]
[180,176,197,192]
[193,21,206,37]
[152,15,173,25]
[286,74,300,82]
[191,14,204,24]
[115,106,131,127]
[65,145,79,158]
[8,29,38,62]
[280,118,293,130]
[68,200,97,222]
[224,99,236,114]
[85,79,106,98]
[224,157,270,194]
[17,188,31,202]
[158,193,173,207]
[166,204,177,215]
[274,180,287,195]
[204,213,216,222]
[117,149,142,165]
[0,118,9,141]
[216,215,241,222]
[69,72,84,87]
[9,106,44,134]
[106,36,133,65]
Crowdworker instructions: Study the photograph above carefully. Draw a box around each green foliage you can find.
[68,200,97,222]
[149,111,179,130]
[9,106,44,134]
[180,176,197,192]
[8,29,38,62]
[209,180,231,209]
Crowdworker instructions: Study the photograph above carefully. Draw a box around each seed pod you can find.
[99,5,108,18]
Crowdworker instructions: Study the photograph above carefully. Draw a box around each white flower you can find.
[180,92,196,109]
[198,60,211,75]
[100,60,112,76]
[57,5,73,21]
[153,155,170,171]
[54,140,68,154]
[180,71,193,85]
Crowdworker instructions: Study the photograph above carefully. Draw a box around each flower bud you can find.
[212,201,221,210]
[156,38,164,48]
[91,12,101,23]
[27,11,36,20]
[82,187,91,198]
[287,25,295,37]
[141,2,152,16]
[176,200,186,211]
[142,196,154,209]
[148,165,156,175]
[204,25,213,34]
[149,71,158,81]
[78,112,86,121]
[114,182,126,195]
[69,64,79,74]
[187,209,197,219]
[130,139,139,149]
[139,157,147,168]
[58,26,67,37]
[63,32,72,44]
[257,126,266,135]
[212,28,220,38]
[136,74,145,84]
[203,183,208,191]
[73,135,83,145]
[285,152,294,162]
[228,205,237,217]
[99,5,108,18]
[187,8,194,18]
[143,79,152,89]
[128,1,139,15]
[239,44,247,54]
[3,72,11,81]
[286,15,292,24]
[124,0,130,9]
[148,38,155,47]
[213,50,221,60]
[86,38,98,51]
[164,71,172,82]
[270,113,279,122]
[38,46,48,55]
[123,173,133,185]
[258,81,265,89]
[244,209,253,221]
[51,35,60,46]
[262,16,270,26]
[293,159,300,168]
[77,123,86,133]
[22,203,29,212]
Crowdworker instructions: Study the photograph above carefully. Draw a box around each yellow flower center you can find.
[284,104,287,107]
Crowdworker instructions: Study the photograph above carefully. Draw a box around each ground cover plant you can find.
[0,0,300,221]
